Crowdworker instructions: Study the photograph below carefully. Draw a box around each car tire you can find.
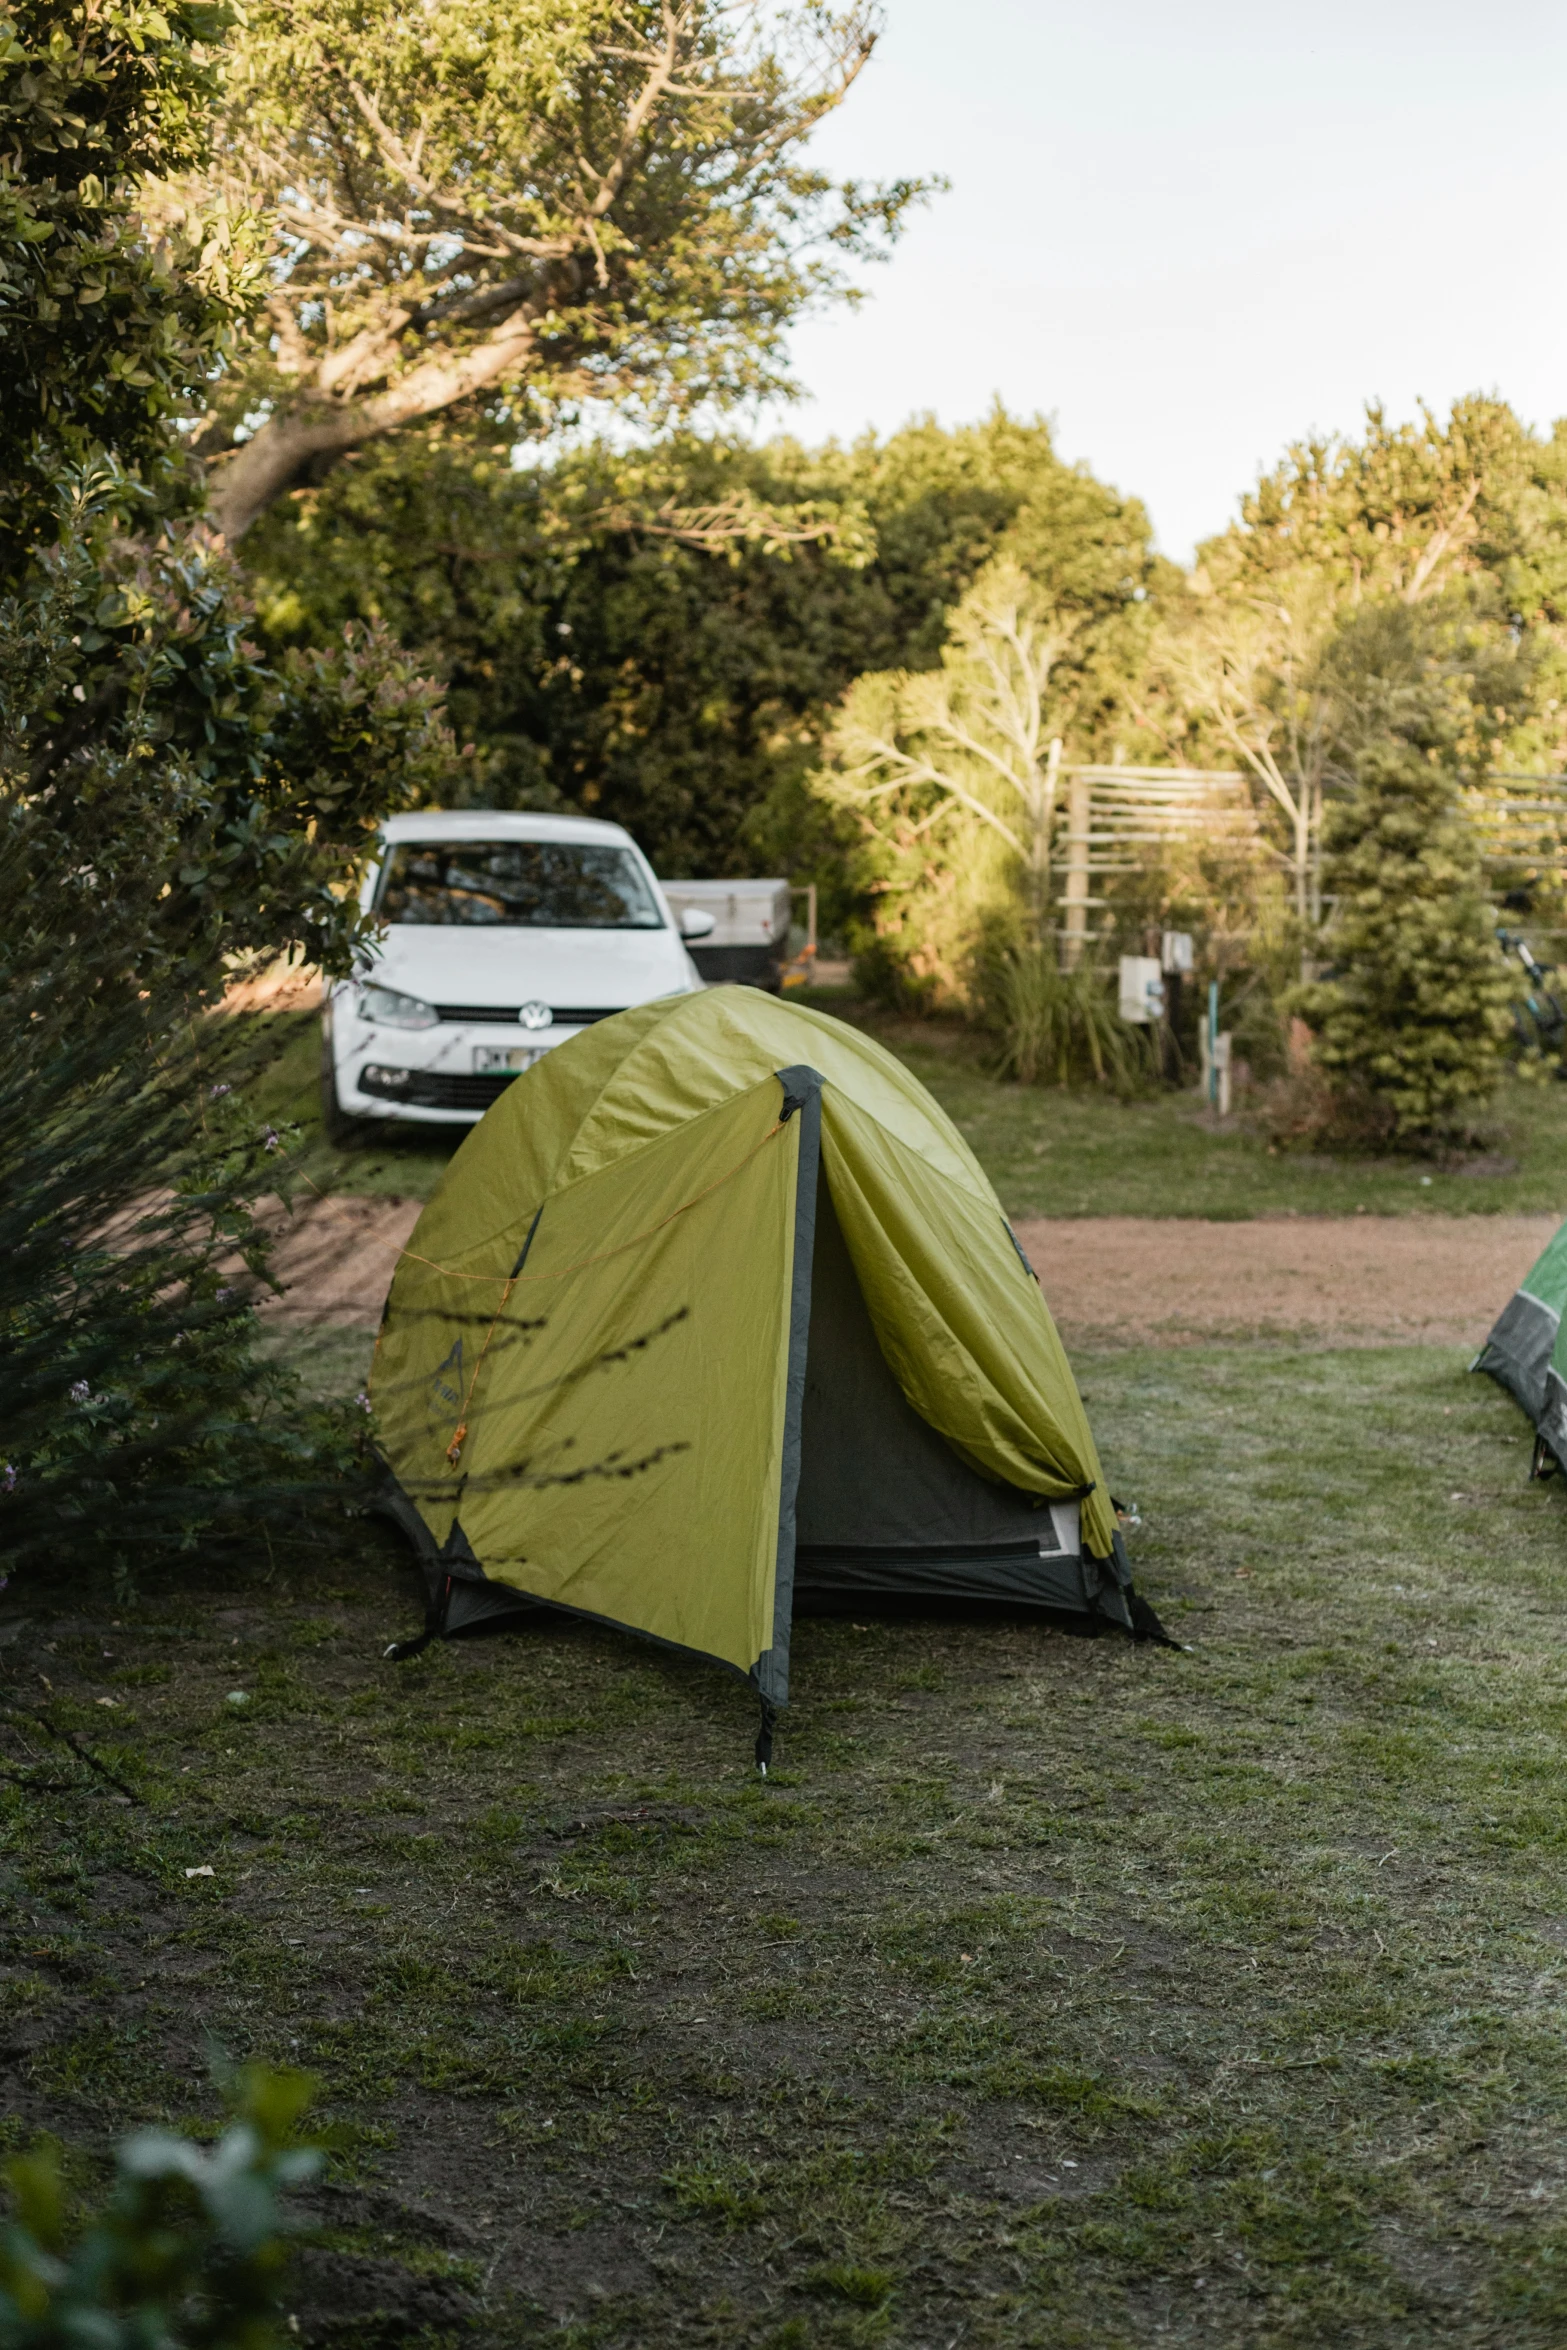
[320,1025,365,1148]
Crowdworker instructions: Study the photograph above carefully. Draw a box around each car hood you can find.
[361,925,691,1009]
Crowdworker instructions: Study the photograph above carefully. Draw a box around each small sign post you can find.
[1199,981,1232,1115]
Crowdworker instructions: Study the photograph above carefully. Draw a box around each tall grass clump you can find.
[983,945,1151,1090]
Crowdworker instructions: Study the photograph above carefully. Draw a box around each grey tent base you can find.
[1473,1287,1562,1427]
[376,1480,766,1672]
[1472,1285,1567,1479]
[374,1483,537,1648]
[377,1478,1148,1662]
[795,1539,1132,1628]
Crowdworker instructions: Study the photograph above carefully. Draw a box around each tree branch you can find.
[1403,476,1480,604]
[208,311,542,539]
[831,732,1027,859]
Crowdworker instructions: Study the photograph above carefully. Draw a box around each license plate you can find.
[473,1045,543,1074]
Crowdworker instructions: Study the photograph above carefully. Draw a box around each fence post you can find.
[1061,766,1091,970]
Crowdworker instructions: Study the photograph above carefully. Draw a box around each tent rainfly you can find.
[1473,1218,1567,1475]
[372,989,1168,1759]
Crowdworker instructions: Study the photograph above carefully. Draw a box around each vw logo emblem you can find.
[519,1000,553,1032]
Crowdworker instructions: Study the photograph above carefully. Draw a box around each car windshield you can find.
[375,840,664,929]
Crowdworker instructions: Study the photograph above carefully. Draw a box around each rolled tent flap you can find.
[819,1092,1115,1558]
[370,987,1153,1711]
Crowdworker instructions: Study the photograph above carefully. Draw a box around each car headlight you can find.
[358,983,439,1030]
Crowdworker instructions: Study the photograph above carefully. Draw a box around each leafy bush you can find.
[0,515,420,1590]
[0,964,359,1593]
[0,0,261,570]
[0,0,452,1593]
[0,2066,318,2349]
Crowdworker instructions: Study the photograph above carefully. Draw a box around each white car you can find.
[321,810,711,1137]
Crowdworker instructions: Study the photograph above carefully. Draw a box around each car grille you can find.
[431,1003,626,1026]
[359,1067,518,1112]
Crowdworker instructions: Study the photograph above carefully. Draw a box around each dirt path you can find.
[260,1194,424,1327]
[262,1194,1554,1348]
[1012,1213,1556,1345]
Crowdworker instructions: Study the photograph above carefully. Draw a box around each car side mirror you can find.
[678,906,716,939]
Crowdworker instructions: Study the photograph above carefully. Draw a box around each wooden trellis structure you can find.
[1461,772,1567,889]
[1056,765,1567,968]
[1029,760,1567,973]
[1056,763,1257,965]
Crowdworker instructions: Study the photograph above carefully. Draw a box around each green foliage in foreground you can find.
[0,522,424,1595]
[0,2067,317,2349]
[0,6,454,1594]
[4,1343,1567,2345]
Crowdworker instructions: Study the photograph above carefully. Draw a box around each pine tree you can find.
[1294,737,1512,1141]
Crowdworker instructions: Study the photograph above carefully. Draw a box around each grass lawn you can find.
[7,1344,1567,2345]
[254,996,1567,1222]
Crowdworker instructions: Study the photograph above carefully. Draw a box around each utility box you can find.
[659,878,793,991]
[1118,955,1165,1025]
[1161,929,1194,975]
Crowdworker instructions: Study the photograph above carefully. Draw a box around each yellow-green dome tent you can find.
[373,989,1165,1751]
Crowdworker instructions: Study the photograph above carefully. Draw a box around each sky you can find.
[768,0,1567,563]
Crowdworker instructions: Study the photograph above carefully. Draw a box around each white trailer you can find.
[658,877,793,991]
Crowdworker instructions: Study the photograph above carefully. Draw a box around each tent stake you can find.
[755,1696,777,1776]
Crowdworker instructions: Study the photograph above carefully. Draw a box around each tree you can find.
[1293,741,1512,1141]
[1219,397,1567,623]
[8,483,453,989]
[814,559,1073,974]
[809,480,1160,1007]
[0,489,451,1588]
[0,5,453,1586]
[1291,600,1526,1142]
[1151,570,1336,946]
[0,3,452,985]
[1143,398,1567,967]
[802,451,1159,1000]
[0,0,261,572]
[187,0,930,538]
[239,408,1155,905]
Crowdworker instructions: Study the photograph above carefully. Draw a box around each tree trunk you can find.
[207,319,540,541]
[206,410,366,541]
